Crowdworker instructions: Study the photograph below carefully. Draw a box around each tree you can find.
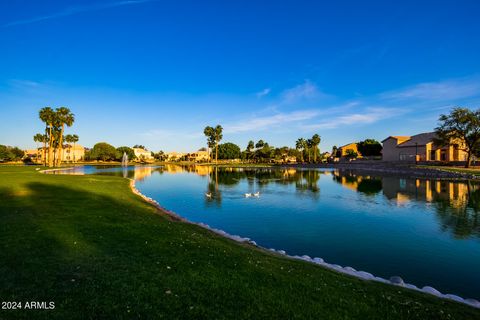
[116,146,136,161]
[39,107,56,167]
[296,138,307,162]
[153,150,166,161]
[204,125,223,164]
[54,107,75,166]
[246,140,255,161]
[311,134,321,162]
[133,145,146,149]
[255,140,265,149]
[70,134,79,163]
[33,133,46,163]
[345,149,358,159]
[357,139,382,157]
[217,142,241,159]
[434,107,480,168]
[89,143,117,161]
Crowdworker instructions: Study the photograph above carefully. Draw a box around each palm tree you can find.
[65,134,74,163]
[39,107,55,167]
[296,138,306,163]
[311,134,321,163]
[204,125,223,165]
[33,133,43,163]
[246,140,254,161]
[71,134,79,163]
[54,107,75,166]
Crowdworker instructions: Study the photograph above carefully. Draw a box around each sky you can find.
[1,0,480,152]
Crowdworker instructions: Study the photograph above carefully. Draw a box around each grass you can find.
[0,166,478,319]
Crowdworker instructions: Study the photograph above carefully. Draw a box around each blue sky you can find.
[1,0,480,152]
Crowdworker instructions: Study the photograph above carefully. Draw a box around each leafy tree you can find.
[198,147,207,152]
[345,149,358,159]
[434,107,480,168]
[357,139,382,157]
[116,146,136,161]
[90,143,117,161]
[133,145,146,149]
[217,142,241,159]
[0,145,14,162]
[153,150,166,161]
[255,140,265,149]
[204,125,223,164]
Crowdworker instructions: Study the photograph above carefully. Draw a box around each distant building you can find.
[187,150,210,162]
[338,142,361,158]
[133,148,154,161]
[31,144,85,163]
[381,132,468,162]
[165,152,185,161]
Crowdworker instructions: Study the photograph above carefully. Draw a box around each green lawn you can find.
[0,166,478,319]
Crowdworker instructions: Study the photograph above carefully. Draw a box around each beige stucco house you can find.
[187,150,210,162]
[133,148,154,161]
[32,144,86,163]
[382,132,468,162]
[338,142,362,158]
[165,152,185,161]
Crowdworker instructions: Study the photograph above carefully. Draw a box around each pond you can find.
[51,165,480,299]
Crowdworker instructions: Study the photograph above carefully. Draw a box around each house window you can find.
[430,150,436,161]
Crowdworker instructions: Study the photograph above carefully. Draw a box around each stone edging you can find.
[129,179,480,309]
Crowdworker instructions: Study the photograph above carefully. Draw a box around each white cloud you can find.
[306,107,403,130]
[381,77,480,102]
[256,88,271,98]
[4,0,157,27]
[281,80,321,103]
[225,110,320,133]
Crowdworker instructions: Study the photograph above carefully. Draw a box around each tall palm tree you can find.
[71,134,79,163]
[311,134,321,163]
[54,107,75,166]
[296,138,306,163]
[39,107,55,167]
[65,134,74,163]
[33,133,47,163]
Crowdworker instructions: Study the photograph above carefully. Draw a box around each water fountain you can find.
[121,152,128,167]
[121,152,129,178]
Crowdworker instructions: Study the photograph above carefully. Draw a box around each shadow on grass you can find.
[0,181,479,320]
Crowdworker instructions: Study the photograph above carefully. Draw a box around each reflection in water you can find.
[332,169,480,239]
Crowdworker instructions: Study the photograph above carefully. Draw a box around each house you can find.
[165,152,185,161]
[381,132,468,162]
[338,142,361,158]
[187,150,210,162]
[133,148,154,162]
[33,144,86,163]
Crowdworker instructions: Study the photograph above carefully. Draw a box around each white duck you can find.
[244,193,253,198]
[253,191,260,197]
[205,192,212,198]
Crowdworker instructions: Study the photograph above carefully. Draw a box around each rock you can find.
[344,266,356,272]
[389,276,404,285]
[313,257,324,264]
[356,271,374,280]
[301,255,312,261]
[277,250,286,255]
[422,286,441,296]
[404,283,418,290]
[445,294,464,303]
[465,298,480,307]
